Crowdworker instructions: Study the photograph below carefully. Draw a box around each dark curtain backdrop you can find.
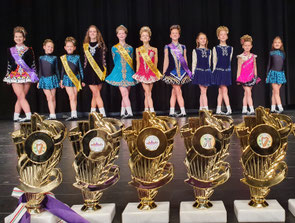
[1,0,295,118]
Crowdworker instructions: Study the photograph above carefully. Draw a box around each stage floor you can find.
[1,111,295,223]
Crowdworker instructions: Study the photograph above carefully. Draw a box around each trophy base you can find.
[71,203,115,223]
[122,201,170,223]
[180,201,226,223]
[288,199,295,217]
[5,210,58,223]
[234,200,285,222]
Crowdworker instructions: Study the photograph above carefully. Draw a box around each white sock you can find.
[169,107,175,115]
[90,107,96,112]
[49,114,56,119]
[71,110,77,118]
[271,105,276,112]
[180,107,186,115]
[126,106,133,115]
[242,106,248,113]
[25,112,31,119]
[144,108,149,112]
[150,107,155,112]
[199,107,203,111]
[204,106,209,110]
[13,113,20,120]
[99,107,106,117]
[120,107,126,116]
[226,105,232,113]
[216,106,221,113]
[278,104,283,111]
[249,106,254,113]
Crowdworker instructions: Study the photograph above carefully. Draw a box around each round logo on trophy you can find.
[257,133,273,149]
[89,137,105,152]
[145,135,160,151]
[32,139,47,156]
[200,134,215,150]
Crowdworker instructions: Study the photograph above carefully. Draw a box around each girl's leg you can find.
[119,86,133,116]
[169,88,176,115]
[148,84,155,112]
[173,84,186,115]
[65,86,78,118]
[221,85,231,114]
[272,83,283,111]
[242,89,248,114]
[142,83,149,111]
[142,83,154,111]
[43,89,56,116]
[89,84,106,116]
[12,83,31,120]
[216,87,223,114]
[199,85,208,110]
[244,86,254,114]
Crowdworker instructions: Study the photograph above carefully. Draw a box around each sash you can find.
[10,47,39,82]
[60,55,82,91]
[83,43,107,81]
[114,43,134,70]
[169,43,192,78]
[138,46,162,79]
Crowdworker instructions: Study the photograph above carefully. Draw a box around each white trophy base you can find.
[234,200,285,222]
[288,199,295,216]
[122,201,170,223]
[179,201,227,223]
[5,211,58,223]
[71,203,115,223]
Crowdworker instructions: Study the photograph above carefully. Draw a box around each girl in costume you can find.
[236,35,260,115]
[162,25,191,117]
[37,39,59,119]
[192,32,212,111]
[133,26,161,113]
[60,37,84,121]
[266,36,286,113]
[212,26,233,115]
[105,25,137,118]
[83,25,107,117]
[3,26,38,122]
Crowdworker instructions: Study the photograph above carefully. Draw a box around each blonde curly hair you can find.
[13,26,27,37]
[140,26,152,37]
[240,34,253,45]
[216,26,229,37]
[65,36,76,46]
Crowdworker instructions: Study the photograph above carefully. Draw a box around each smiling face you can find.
[14,32,25,45]
[64,41,76,54]
[273,38,282,50]
[43,42,54,54]
[117,29,127,42]
[242,41,252,53]
[197,34,207,48]
[89,27,98,41]
[140,31,150,44]
[170,29,180,42]
[218,30,228,43]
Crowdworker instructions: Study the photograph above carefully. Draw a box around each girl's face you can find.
[273,38,282,50]
[197,34,207,47]
[14,32,25,45]
[64,42,76,54]
[43,42,54,54]
[170,29,180,41]
[140,31,150,44]
[218,30,228,42]
[242,41,252,53]
[117,29,127,42]
[89,27,98,41]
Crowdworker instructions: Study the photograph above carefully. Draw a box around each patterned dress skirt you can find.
[266,70,287,84]
[39,75,60,89]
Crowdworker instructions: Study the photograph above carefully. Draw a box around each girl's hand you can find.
[237,82,241,85]
[82,82,86,87]
[37,83,40,89]
[60,81,64,89]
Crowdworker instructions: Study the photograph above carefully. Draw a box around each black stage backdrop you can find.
[1,0,295,118]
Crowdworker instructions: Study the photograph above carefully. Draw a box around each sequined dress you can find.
[38,55,60,89]
[266,50,286,84]
[60,54,84,87]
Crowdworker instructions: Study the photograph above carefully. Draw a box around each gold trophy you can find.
[11,113,66,214]
[68,112,123,211]
[180,110,234,209]
[123,112,178,210]
[235,106,293,208]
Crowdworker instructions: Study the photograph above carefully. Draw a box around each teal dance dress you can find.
[105,44,137,87]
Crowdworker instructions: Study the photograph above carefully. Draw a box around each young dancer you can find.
[38,39,59,119]
[105,25,137,118]
[3,26,38,122]
[133,26,161,113]
[162,25,191,117]
[212,26,233,115]
[60,37,84,121]
[192,32,212,111]
[236,35,260,115]
[265,36,286,113]
[83,25,107,117]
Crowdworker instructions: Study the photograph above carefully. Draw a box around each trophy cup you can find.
[235,106,293,222]
[68,112,123,223]
[179,110,234,223]
[122,112,177,223]
[5,113,67,222]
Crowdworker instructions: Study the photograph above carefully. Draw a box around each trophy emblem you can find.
[180,110,234,209]
[235,106,293,207]
[11,113,66,214]
[68,112,123,211]
[123,112,178,210]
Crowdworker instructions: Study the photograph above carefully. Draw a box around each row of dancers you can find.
[3,25,286,121]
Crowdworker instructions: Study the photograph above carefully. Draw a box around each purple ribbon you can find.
[18,194,90,223]
[169,43,192,78]
[10,47,39,83]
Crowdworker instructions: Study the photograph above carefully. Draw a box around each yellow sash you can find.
[83,43,107,81]
[60,55,82,91]
[114,43,134,70]
[138,46,162,79]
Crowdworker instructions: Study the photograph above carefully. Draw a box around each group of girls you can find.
[3,25,287,121]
